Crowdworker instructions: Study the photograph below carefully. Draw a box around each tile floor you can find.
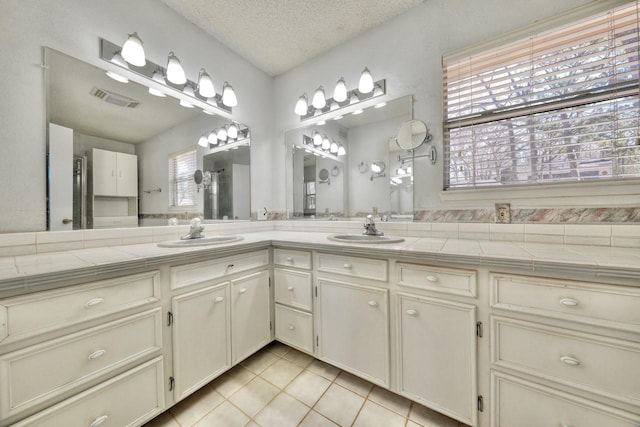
[143,342,468,427]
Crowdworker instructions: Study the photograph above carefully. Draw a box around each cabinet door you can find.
[172,283,230,402]
[318,279,389,387]
[398,293,477,426]
[231,271,271,364]
[92,149,117,196]
[116,152,138,197]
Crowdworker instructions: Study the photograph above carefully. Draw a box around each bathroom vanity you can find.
[0,226,638,427]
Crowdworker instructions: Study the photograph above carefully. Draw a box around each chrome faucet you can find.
[363,215,384,236]
[181,217,205,240]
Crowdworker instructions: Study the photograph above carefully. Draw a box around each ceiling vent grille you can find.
[90,87,140,108]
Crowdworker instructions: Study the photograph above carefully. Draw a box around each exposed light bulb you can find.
[166,52,187,85]
[295,93,308,116]
[180,84,195,108]
[338,145,346,156]
[106,51,129,83]
[121,32,146,67]
[198,134,208,147]
[208,130,218,145]
[358,67,374,93]
[313,131,322,146]
[217,127,228,141]
[371,163,381,173]
[222,82,237,107]
[396,167,404,175]
[312,86,326,109]
[330,142,338,154]
[197,68,216,98]
[333,77,348,102]
[322,136,330,150]
[148,69,166,97]
[406,166,412,174]
[227,123,238,139]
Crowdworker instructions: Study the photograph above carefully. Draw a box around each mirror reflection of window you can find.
[169,149,197,207]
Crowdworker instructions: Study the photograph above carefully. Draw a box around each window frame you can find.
[168,148,198,208]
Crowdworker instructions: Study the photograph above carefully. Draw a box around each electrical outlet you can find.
[495,203,511,224]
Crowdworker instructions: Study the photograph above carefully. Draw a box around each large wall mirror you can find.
[45,47,250,230]
[285,95,414,220]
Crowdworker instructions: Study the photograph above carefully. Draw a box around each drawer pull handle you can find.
[426,275,439,283]
[286,257,294,262]
[343,263,352,270]
[560,298,579,307]
[214,296,224,303]
[88,349,107,360]
[406,309,418,316]
[90,415,109,427]
[287,286,294,291]
[560,356,580,366]
[85,298,104,308]
[368,300,378,307]
[239,288,247,294]
[288,324,296,331]
[227,264,235,269]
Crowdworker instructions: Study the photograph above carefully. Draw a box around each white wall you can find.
[273,0,617,213]
[0,0,272,232]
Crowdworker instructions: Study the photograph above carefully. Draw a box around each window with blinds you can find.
[443,2,640,189]
[168,149,197,207]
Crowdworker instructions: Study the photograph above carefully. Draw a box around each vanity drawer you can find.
[0,308,162,420]
[0,271,160,344]
[491,371,640,427]
[491,273,640,331]
[274,249,311,270]
[317,253,387,282]
[171,249,269,290]
[397,263,476,297]
[492,316,640,405]
[275,305,313,353]
[274,268,312,311]
[12,357,165,427]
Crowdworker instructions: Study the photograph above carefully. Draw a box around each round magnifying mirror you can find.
[397,119,429,150]
[193,169,203,184]
[319,168,329,182]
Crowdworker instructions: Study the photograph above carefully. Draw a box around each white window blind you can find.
[169,149,197,207]
[443,1,640,189]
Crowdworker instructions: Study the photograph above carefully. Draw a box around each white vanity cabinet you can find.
[316,253,390,387]
[91,148,138,197]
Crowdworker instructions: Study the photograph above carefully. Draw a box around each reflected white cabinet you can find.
[171,282,230,402]
[231,270,271,364]
[398,293,477,426]
[317,278,389,387]
[92,148,138,197]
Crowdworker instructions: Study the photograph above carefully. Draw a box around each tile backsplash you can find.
[414,207,640,223]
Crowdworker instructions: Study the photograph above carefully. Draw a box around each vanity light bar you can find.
[198,123,249,153]
[99,38,234,115]
[302,134,345,160]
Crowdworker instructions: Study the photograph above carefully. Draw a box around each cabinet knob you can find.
[238,288,247,294]
[343,263,352,270]
[88,349,107,360]
[85,298,104,308]
[214,296,224,303]
[426,275,439,283]
[368,300,378,307]
[288,324,296,331]
[287,286,294,291]
[62,218,72,224]
[286,257,294,263]
[406,309,418,316]
[90,415,109,427]
[227,264,235,269]
[560,356,580,366]
[560,298,579,307]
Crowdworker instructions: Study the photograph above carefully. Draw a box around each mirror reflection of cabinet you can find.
[88,148,138,229]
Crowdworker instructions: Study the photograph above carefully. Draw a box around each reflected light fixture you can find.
[322,136,331,150]
[222,82,237,107]
[295,93,308,116]
[301,134,346,159]
[312,86,326,109]
[166,52,187,85]
[148,69,167,97]
[198,134,209,147]
[313,131,322,146]
[197,68,216,98]
[333,78,348,102]
[180,84,195,108]
[338,145,346,156]
[217,127,228,141]
[106,51,129,83]
[330,142,338,154]
[121,32,146,67]
[208,130,218,145]
[358,67,374,93]
[227,123,238,139]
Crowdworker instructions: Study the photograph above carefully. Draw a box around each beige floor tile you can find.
[266,340,292,356]
[353,400,406,427]
[334,371,373,397]
[368,386,411,417]
[254,391,310,427]
[228,376,280,417]
[307,359,341,381]
[282,348,314,367]
[169,384,224,426]
[299,410,340,427]
[410,403,459,427]
[314,383,365,426]
[260,357,304,389]
[284,370,332,407]
[142,411,180,427]
[244,422,260,427]
[240,349,280,374]
[407,421,422,427]
[213,366,256,398]
[193,400,249,427]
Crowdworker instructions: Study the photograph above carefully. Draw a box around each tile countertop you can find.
[0,231,638,296]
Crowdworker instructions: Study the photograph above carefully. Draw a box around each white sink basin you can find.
[158,235,243,248]
[328,234,405,244]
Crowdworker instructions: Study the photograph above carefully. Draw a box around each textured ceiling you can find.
[159,0,426,76]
